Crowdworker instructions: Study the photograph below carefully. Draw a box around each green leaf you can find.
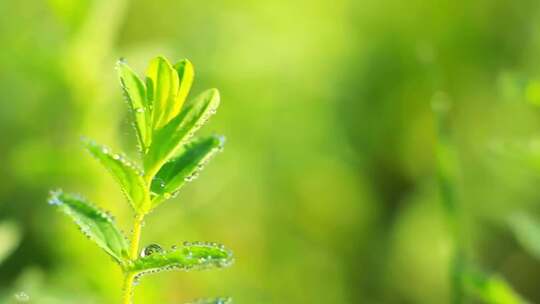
[127,241,233,274]
[168,59,194,121]
[146,56,179,130]
[508,212,540,260]
[48,190,129,264]
[0,221,20,265]
[117,59,150,151]
[463,266,529,304]
[84,139,148,213]
[185,297,232,304]
[150,135,225,207]
[144,88,220,176]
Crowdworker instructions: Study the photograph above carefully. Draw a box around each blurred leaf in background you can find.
[0,221,20,265]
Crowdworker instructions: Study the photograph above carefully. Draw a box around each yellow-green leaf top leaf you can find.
[127,241,233,274]
[48,191,129,264]
[117,60,149,151]
[83,139,148,213]
[144,88,220,177]
[170,59,194,120]
[146,56,179,130]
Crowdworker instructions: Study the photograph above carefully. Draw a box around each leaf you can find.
[127,241,233,274]
[463,266,529,304]
[117,59,150,151]
[185,297,232,304]
[150,135,225,207]
[168,59,194,121]
[508,212,540,260]
[146,56,179,130]
[0,221,20,265]
[48,190,129,264]
[144,89,220,176]
[84,139,149,213]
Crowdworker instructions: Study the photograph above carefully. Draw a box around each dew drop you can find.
[113,154,121,160]
[163,192,171,199]
[140,243,163,257]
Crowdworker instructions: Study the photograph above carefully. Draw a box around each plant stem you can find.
[122,212,145,304]
[432,94,465,304]
[121,169,155,304]
[129,213,145,258]
[121,272,137,304]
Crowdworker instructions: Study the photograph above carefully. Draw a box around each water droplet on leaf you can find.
[140,243,163,257]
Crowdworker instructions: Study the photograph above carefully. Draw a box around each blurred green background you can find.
[2,0,540,303]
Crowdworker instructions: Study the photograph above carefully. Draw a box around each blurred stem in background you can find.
[432,92,466,304]
[64,0,127,140]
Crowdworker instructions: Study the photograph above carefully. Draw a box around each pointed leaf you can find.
[146,56,179,130]
[185,297,232,304]
[463,266,529,304]
[48,191,129,264]
[144,89,220,176]
[127,241,233,274]
[84,139,148,213]
[508,212,540,260]
[150,135,225,207]
[167,59,194,121]
[117,60,150,151]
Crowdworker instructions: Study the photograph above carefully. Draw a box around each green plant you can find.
[48,56,233,304]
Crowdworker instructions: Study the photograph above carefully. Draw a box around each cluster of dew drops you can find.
[186,297,232,304]
[131,242,233,286]
[96,143,144,176]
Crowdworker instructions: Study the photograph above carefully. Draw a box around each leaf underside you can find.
[48,190,129,264]
[151,135,225,207]
[127,242,233,274]
[84,139,147,213]
[144,88,220,175]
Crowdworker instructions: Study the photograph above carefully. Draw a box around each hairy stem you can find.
[121,168,156,304]
[129,213,145,258]
[122,212,145,303]
[121,272,137,304]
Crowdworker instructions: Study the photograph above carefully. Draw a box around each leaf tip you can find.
[47,189,63,206]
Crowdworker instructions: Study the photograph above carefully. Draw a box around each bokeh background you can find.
[2,0,540,303]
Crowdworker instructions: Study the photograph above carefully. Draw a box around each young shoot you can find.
[48,56,233,304]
